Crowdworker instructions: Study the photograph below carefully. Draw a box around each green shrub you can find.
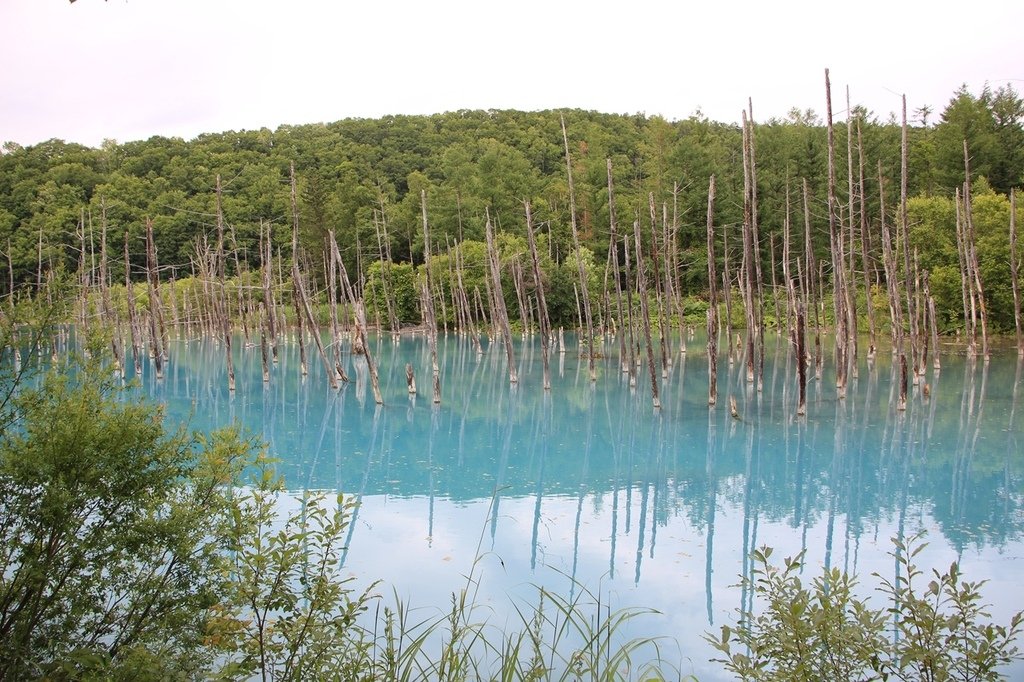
[708,534,1023,681]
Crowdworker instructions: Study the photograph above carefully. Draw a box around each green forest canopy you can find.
[1,83,1022,330]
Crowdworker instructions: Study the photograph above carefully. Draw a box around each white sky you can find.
[1,0,1021,148]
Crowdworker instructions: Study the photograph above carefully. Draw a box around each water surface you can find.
[141,331,1024,680]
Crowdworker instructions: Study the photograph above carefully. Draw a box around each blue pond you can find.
[139,330,1023,680]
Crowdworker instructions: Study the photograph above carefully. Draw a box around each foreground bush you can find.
[708,538,1023,681]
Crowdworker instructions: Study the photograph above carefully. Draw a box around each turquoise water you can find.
[140,331,1023,680]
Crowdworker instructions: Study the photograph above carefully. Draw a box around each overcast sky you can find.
[2,0,1021,148]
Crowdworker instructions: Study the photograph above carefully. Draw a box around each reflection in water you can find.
[133,330,1023,681]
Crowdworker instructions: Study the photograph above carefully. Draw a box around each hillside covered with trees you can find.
[1,82,1022,332]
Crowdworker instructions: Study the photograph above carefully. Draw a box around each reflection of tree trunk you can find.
[705,407,717,625]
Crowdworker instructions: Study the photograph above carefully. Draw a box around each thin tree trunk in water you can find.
[879,161,903,355]
[791,281,807,416]
[845,87,859,375]
[741,111,757,385]
[354,301,383,405]
[963,141,989,358]
[900,96,921,376]
[856,117,877,355]
[802,179,822,379]
[955,188,976,355]
[215,175,235,392]
[421,189,441,403]
[745,102,766,391]
[898,353,908,411]
[825,69,847,398]
[485,211,517,384]
[706,175,719,406]
[145,219,164,380]
[327,230,349,383]
[606,159,628,374]
[561,114,596,381]
[723,213,734,367]
[260,220,279,363]
[289,162,308,377]
[923,270,940,371]
[525,200,552,390]
[623,234,637,386]
[373,210,399,335]
[99,200,123,374]
[770,234,782,332]
[1011,189,1023,357]
[648,193,670,377]
[783,182,793,334]
[915,252,929,374]
[406,363,417,394]
[633,221,660,409]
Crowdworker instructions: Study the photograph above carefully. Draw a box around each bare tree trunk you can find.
[900,96,921,377]
[706,175,719,406]
[607,159,628,375]
[1011,189,1023,357]
[260,219,279,364]
[648,193,670,377]
[289,162,308,377]
[845,86,859,375]
[561,115,596,381]
[791,281,807,416]
[633,220,661,409]
[123,228,142,374]
[963,141,989,358]
[354,301,383,405]
[485,211,517,384]
[825,69,847,398]
[145,219,164,380]
[525,201,552,390]
[856,116,877,356]
[923,270,940,371]
[420,190,441,403]
[98,200,123,374]
[215,175,236,392]
[955,187,976,355]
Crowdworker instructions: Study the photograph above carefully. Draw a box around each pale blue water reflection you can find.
[140,332,1024,680]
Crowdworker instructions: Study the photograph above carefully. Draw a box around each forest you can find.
[0,82,1022,336]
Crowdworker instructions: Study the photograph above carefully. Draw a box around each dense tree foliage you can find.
[1,84,1022,330]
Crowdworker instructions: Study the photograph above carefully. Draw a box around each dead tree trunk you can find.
[561,115,596,381]
[607,159,628,375]
[923,270,940,371]
[525,201,552,390]
[633,220,661,409]
[354,301,383,405]
[215,175,235,392]
[648,193,670,377]
[791,281,807,416]
[825,69,847,398]
[289,162,308,377]
[421,190,441,403]
[260,219,279,364]
[485,212,517,384]
[963,141,989,358]
[99,199,123,374]
[900,96,921,378]
[1011,189,1022,357]
[706,175,719,406]
[145,219,164,380]
[856,117,877,356]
